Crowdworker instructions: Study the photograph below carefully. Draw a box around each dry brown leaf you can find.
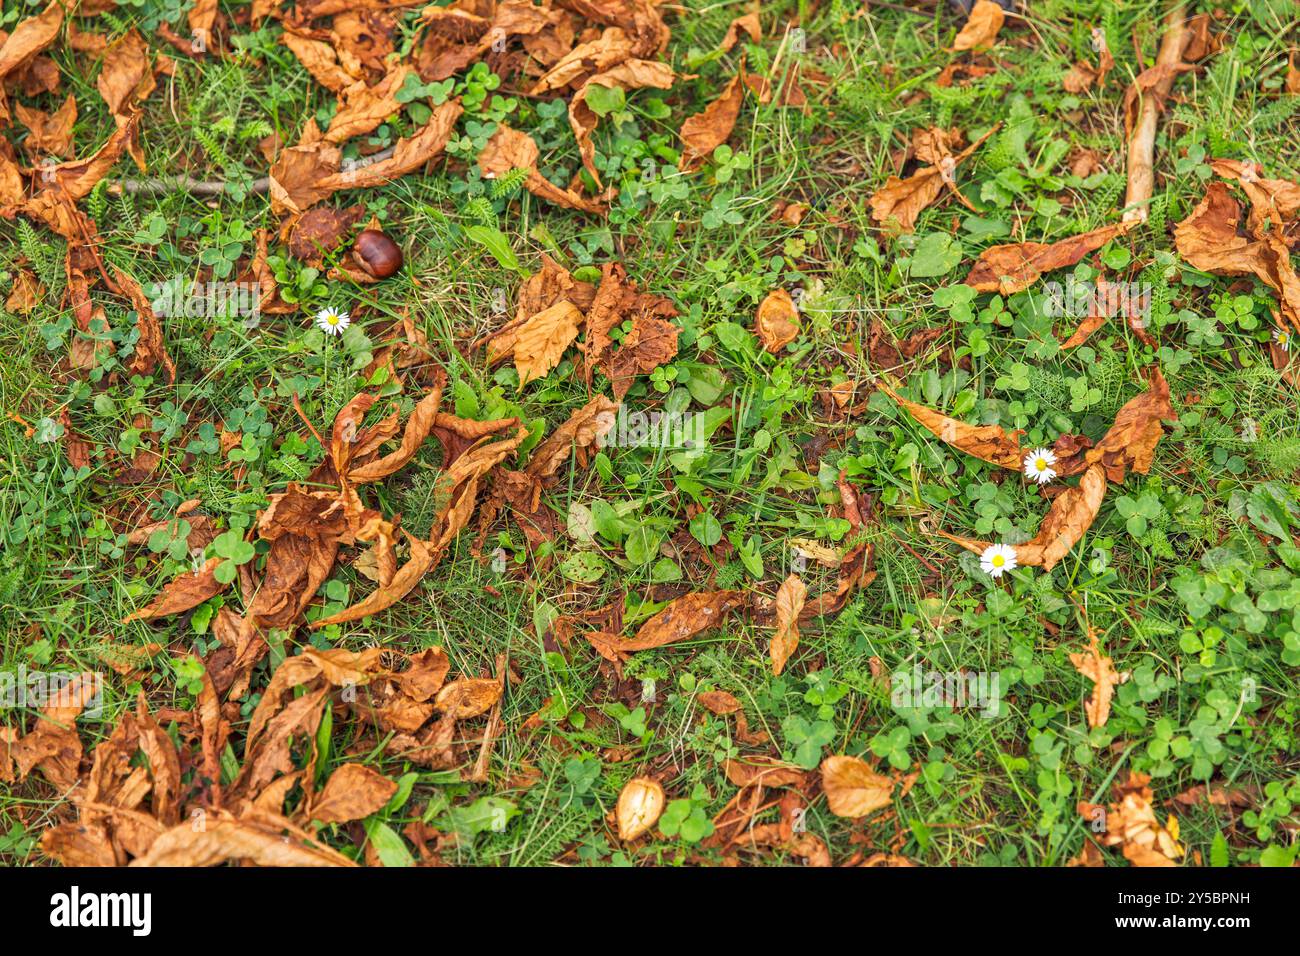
[326,66,412,144]
[719,13,761,53]
[820,754,893,818]
[40,821,119,867]
[1056,278,1130,350]
[1209,159,1300,237]
[188,0,218,47]
[1086,772,1183,867]
[0,2,65,126]
[0,147,22,206]
[123,556,227,623]
[270,100,461,215]
[478,124,607,214]
[6,268,44,314]
[877,380,1026,470]
[1172,782,1258,809]
[678,71,745,173]
[941,462,1108,571]
[525,394,619,479]
[802,473,876,618]
[6,672,99,790]
[1063,30,1114,93]
[1174,184,1300,331]
[96,29,155,171]
[20,109,141,212]
[584,591,745,663]
[237,685,330,798]
[530,26,638,94]
[131,817,355,867]
[570,59,674,188]
[432,427,528,551]
[697,690,742,715]
[347,381,444,483]
[1074,367,1175,482]
[755,289,799,353]
[507,299,584,385]
[723,756,805,788]
[395,646,451,702]
[965,221,1135,294]
[870,167,946,234]
[311,763,398,823]
[581,261,678,388]
[1123,59,1196,139]
[869,125,997,233]
[769,573,805,676]
[332,10,398,75]
[616,777,665,840]
[952,0,1004,53]
[911,126,957,165]
[598,312,679,399]
[97,30,154,117]
[1182,13,1222,62]
[1067,840,1106,867]
[310,531,434,628]
[1173,181,1261,272]
[14,93,76,157]
[283,30,360,94]
[115,267,177,384]
[1069,632,1127,728]
[434,677,502,718]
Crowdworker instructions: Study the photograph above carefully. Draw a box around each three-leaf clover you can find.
[211,529,255,584]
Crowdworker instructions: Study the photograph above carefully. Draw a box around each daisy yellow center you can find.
[327,314,339,325]
[1035,458,1048,471]
[991,554,1005,567]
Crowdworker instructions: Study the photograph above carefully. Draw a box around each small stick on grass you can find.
[1122,5,1189,224]
[106,145,399,198]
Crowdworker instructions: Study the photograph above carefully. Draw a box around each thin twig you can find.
[107,145,398,198]
[1123,5,1189,223]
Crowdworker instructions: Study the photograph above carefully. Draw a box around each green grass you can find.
[2,0,1300,867]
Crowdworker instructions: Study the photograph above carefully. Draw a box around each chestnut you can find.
[351,229,403,279]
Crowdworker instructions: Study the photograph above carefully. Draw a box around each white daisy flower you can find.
[1023,447,1058,485]
[315,307,351,336]
[1274,328,1292,353]
[980,543,1018,578]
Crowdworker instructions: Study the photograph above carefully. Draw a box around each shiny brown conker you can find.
[351,229,403,279]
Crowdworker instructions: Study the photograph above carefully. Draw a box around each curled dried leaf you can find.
[130,817,355,867]
[311,763,398,823]
[951,0,1005,53]
[869,125,998,233]
[434,677,502,718]
[877,381,1025,470]
[941,463,1108,571]
[965,222,1135,294]
[770,574,806,676]
[584,591,745,664]
[1073,368,1175,482]
[678,71,745,173]
[1069,633,1127,728]
[123,557,227,623]
[820,755,893,818]
[310,532,434,629]
[478,124,608,214]
[501,300,584,386]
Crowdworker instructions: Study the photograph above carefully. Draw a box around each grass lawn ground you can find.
[1,0,1300,869]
